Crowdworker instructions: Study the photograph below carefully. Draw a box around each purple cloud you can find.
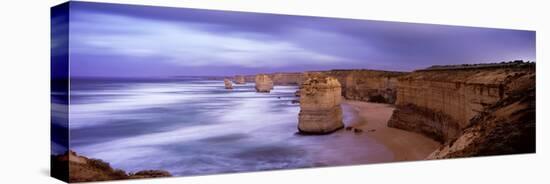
[68,2,536,77]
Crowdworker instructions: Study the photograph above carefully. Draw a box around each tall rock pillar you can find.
[255,74,274,93]
[224,79,233,89]
[298,75,344,134]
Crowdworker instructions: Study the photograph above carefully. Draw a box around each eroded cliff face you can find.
[307,70,406,104]
[298,74,344,134]
[388,63,535,142]
[427,80,535,159]
[270,72,305,85]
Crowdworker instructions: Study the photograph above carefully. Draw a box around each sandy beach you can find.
[342,100,441,161]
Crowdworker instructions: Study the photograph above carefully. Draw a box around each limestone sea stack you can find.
[224,79,233,89]
[234,75,246,84]
[298,74,344,134]
[255,74,274,93]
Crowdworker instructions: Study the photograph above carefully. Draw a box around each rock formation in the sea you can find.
[306,69,406,104]
[298,74,344,134]
[255,74,274,93]
[427,80,535,159]
[388,61,535,143]
[234,75,246,84]
[224,79,233,89]
[239,70,403,104]
[51,150,171,183]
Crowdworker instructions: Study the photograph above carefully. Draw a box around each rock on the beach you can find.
[255,74,274,93]
[224,79,233,89]
[298,74,344,134]
[234,75,246,84]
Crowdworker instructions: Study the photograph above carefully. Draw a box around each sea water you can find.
[68,77,392,176]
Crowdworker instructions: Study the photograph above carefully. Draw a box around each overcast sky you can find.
[65,2,535,77]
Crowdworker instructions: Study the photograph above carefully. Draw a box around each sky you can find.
[63,2,536,77]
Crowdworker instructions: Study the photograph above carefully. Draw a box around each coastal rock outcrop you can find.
[244,72,305,85]
[271,72,305,85]
[427,82,535,159]
[307,70,406,104]
[298,74,344,134]
[51,150,171,183]
[255,74,274,93]
[388,62,535,143]
[240,70,404,104]
[234,75,246,84]
[224,79,233,89]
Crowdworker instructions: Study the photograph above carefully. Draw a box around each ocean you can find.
[68,77,392,176]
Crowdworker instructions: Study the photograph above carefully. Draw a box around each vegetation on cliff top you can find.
[419,60,535,71]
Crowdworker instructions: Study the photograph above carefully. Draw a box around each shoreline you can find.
[342,100,440,161]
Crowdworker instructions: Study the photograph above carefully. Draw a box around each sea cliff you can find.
[388,62,535,143]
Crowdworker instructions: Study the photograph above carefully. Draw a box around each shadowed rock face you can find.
[234,75,246,84]
[298,74,344,134]
[255,74,274,93]
[388,63,535,143]
[224,79,233,89]
[427,82,535,159]
[51,150,171,183]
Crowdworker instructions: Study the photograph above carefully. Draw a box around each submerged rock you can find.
[129,170,172,179]
[224,79,233,89]
[298,74,344,134]
[255,74,274,93]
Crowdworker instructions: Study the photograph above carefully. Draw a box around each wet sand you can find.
[342,100,441,161]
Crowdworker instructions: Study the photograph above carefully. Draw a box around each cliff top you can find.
[417,60,535,72]
[401,61,535,84]
[319,69,407,75]
[302,74,341,88]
